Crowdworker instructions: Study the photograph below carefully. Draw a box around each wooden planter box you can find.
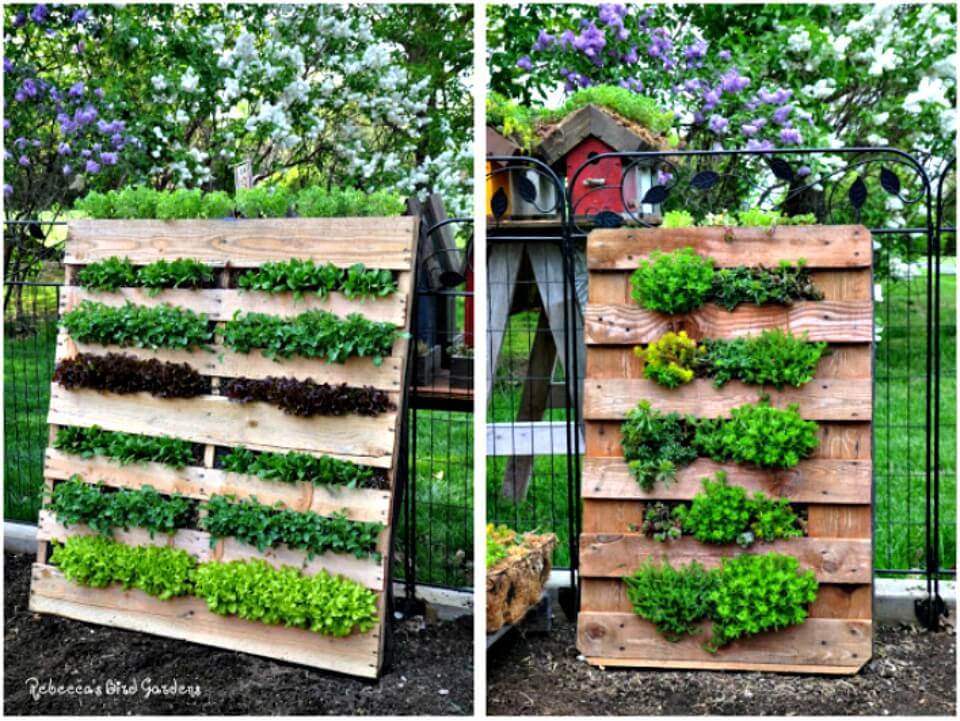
[578,224,873,674]
[487,532,557,633]
[31,217,419,678]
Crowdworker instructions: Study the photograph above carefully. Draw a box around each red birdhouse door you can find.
[566,137,625,217]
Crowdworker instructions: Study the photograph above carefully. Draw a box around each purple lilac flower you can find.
[773,105,792,125]
[62,163,72,175]
[4,184,12,197]
[68,81,85,98]
[637,7,655,29]
[14,137,27,148]
[58,142,71,155]
[92,142,102,152]
[683,79,700,93]
[574,22,607,59]
[94,87,104,98]
[657,170,673,185]
[719,68,750,94]
[516,55,532,71]
[647,27,673,62]
[71,8,89,23]
[718,49,732,61]
[85,159,100,173]
[533,30,554,52]
[2,119,8,130]
[3,58,13,74]
[746,138,774,151]
[779,127,802,145]
[31,139,40,147]
[797,165,812,177]
[796,109,814,125]
[48,86,61,101]
[598,3,627,28]
[753,117,768,129]
[30,4,49,23]
[702,88,720,111]
[741,123,759,137]
[12,12,27,28]
[708,115,729,134]
[100,152,118,165]
[682,39,708,60]
[623,45,638,64]
[745,97,761,111]
[758,87,793,105]
[18,155,29,166]
[111,133,124,148]
[80,149,92,158]
[693,111,705,124]
[3,151,10,161]
[559,29,576,49]
[20,78,38,98]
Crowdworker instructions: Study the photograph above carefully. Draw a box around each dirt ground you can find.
[4,553,473,715]
[488,613,956,716]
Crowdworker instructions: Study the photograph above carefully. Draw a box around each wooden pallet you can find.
[30,217,418,678]
[577,224,873,674]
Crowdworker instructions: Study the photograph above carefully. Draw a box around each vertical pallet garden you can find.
[30,217,418,678]
[577,224,874,673]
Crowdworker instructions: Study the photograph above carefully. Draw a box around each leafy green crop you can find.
[50,535,197,600]
[60,300,214,351]
[221,377,393,417]
[50,535,379,636]
[53,352,209,398]
[623,557,717,641]
[694,400,819,469]
[631,248,715,314]
[78,256,215,296]
[199,495,384,561]
[54,425,197,468]
[47,476,192,538]
[221,447,380,489]
[624,552,818,650]
[706,552,818,651]
[640,502,682,542]
[620,400,698,490]
[295,186,405,217]
[630,249,824,314]
[661,209,696,228]
[221,309,398,364]
[236,259,397,301]
[193,558,378,636]
[156,188,203,220]
[672,472,803,547]
[200,191,235,219]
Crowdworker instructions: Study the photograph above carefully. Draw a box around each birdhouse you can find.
[486,126,518,220]
[536,104,664,221]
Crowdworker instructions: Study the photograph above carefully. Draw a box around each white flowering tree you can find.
[4,3,473,225]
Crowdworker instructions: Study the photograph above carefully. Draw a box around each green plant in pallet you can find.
[620,400,697,490]
[700,330,827,389]
[53,426,196,468]
[46,476,192,538]
[630,247,715,315]
[671,472,803,548]
[635,330,702,388]
[221,447,379,488]
[623,557,717,641]
[60,300,214,351]
[236,259,397,301]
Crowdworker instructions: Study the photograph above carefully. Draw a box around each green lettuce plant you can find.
[221,447,379,488]
[630,247,715,314]
[60,300,214,351]
[53,425,197,468]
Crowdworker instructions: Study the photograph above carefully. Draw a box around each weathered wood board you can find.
[578,224,873,674]
[31,217,419,678]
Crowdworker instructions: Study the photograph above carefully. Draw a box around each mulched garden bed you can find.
[4,553,472,715]
[488,612,955,716]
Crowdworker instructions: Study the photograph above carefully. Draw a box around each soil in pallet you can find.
[4,553,472,715]
[488,615,955,716]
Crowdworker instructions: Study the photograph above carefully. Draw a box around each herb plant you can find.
[661,209,695,228]
[706,552,818,651]
[50,535,197,600]
[193,558,378,636]
[60,300,214,351]
[711,260,823,311]
[53,352,209,398]
[221,447,380,489]
[54,425,197,468]
[156,188,203,220]
[199,495,383,561]
[221,377,394,417]
[235,186,293,218]
[200,191,235,219]
[635,330,702,388]
[47,476,192,538]
[640,502,683,542]
[630,247,715,314]
[136,258,214,295]
[693,400,819,469]
[701,330,826,389]
[221,309,398,364]
[236,260,397,301]
[620,400,697,490]
[76,256,137,291]
[623,557,717,641]
[672,472,803,547]
[624,552,819,650]
[295,186,405,217]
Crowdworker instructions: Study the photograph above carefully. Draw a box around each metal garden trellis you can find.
[486,145,955,630]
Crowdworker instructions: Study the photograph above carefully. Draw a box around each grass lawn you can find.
[487,276,957,576]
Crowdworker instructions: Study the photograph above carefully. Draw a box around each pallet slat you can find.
[587,225,872,270]
[64,218,417,270]
[30,564,381,678]
[584,377,871,421]
[582,457,871,504]
[579,533,871,584]
[585,301,873,344]
[44,449,391,523]
[47,388,397,467]
[578,613,870,671]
